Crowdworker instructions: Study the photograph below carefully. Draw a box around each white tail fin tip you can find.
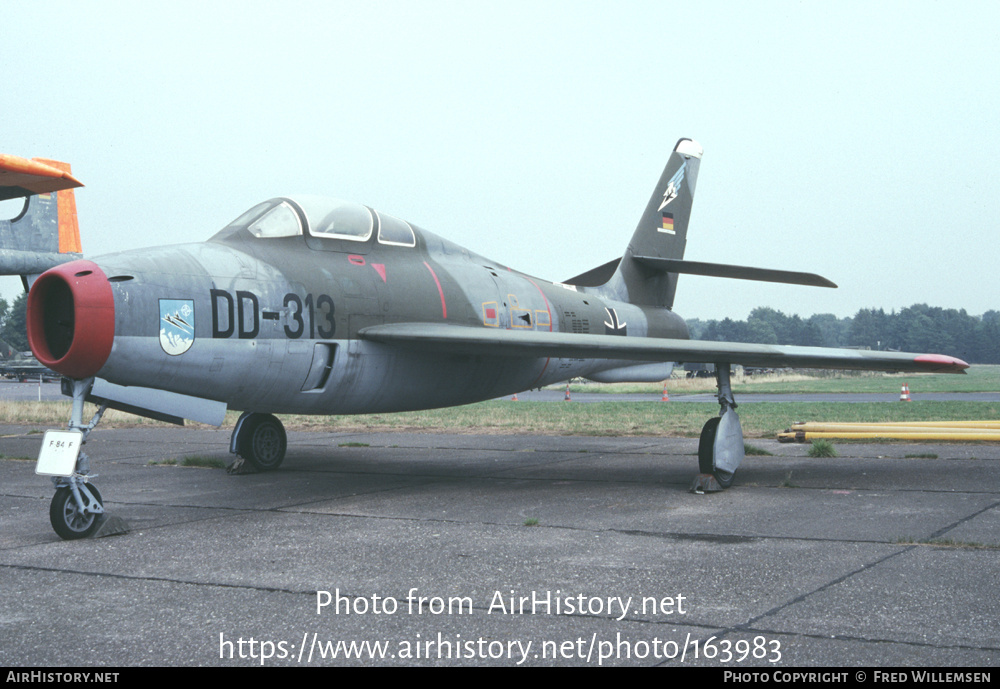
[675,139,703,159]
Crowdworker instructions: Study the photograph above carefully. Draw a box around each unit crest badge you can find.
[159,299,195,355]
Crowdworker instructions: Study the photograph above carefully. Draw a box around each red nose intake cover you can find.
[27,260,115,379]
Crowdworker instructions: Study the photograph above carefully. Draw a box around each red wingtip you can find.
[914,354,970,372]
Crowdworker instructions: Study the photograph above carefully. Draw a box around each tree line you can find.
[687,305,1000,364]
[0,293,27,355]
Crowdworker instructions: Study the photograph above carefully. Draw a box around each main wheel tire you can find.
[698,417,720,474]
[713,466,735,489]
[697,417,734,488]
[238,413,287,471]
[50,485,103,540]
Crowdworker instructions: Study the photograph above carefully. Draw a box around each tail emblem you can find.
[657,161,687,211]
[160,299,195,355]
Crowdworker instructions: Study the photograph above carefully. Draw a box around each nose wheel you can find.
[50,484,104,540]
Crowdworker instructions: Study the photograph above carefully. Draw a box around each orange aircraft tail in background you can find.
[0,154,84,284]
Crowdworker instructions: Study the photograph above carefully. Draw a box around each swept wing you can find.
[360,322,968,374]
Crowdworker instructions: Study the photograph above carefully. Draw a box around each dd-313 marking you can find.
[211,289,335,340]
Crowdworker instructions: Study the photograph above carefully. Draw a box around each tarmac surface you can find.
[1,423,998,667]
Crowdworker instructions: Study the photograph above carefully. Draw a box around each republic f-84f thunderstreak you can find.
[0,141,968,539]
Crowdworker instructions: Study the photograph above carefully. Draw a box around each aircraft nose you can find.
[27,259,116,379]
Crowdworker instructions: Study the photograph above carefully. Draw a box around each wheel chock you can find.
[690,474,724,494]
[90,514,130,538]
[226,456,258,475]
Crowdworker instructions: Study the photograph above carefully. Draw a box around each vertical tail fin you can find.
[563,140,835,305]
[610,138,702,307]
[0,154,83,283]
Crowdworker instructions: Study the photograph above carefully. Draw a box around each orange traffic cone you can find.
[661,384,670,402]
[564,384,571,401]
[511,393,519,401]
[899,383,912,402]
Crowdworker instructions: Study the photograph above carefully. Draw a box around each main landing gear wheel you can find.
[698,417,735,489]
[236,413,287,471]
[50,484,103,540]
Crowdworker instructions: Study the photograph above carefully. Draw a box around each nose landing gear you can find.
[42,377,127,540]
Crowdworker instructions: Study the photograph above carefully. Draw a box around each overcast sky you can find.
[3,1,997,321]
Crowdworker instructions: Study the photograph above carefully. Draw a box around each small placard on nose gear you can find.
[35,430,84,476]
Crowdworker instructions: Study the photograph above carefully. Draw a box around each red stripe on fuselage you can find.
[423,262,447,319]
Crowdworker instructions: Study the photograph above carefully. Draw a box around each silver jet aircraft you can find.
[0,141,969,539]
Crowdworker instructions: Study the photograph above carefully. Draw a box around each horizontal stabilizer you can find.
[0,250,82,277]
[633,256,837,288]
[360,322,969,374]
[0,154,83,201]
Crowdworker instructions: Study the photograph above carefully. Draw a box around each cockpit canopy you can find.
[218,196,415,247]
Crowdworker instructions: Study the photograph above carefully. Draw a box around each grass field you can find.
[307,400,1000,438]
[3,399,999,439]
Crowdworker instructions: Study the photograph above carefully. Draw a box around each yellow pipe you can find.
[790,431,1000,441]
[792,420,1000,429]
[789,423,1000,434]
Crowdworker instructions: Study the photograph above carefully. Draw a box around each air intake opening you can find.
[41,278,75,360]
[27,260,115,379]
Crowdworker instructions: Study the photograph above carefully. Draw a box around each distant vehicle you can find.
[684,362,715,378]
[682,363,741,378]
[0,351,58,382]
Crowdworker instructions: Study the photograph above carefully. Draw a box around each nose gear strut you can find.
[44,377,128,539]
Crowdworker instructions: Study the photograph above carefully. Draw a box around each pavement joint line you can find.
[926,497,1000,540]
[727,544,922,638]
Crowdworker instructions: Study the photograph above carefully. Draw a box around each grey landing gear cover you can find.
[232,412,287,471]
[697,412,744,489]
[693,364,745,491]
